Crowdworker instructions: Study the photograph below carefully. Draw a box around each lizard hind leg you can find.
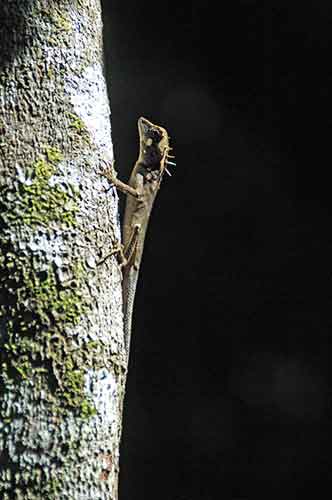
[123,224,141,269]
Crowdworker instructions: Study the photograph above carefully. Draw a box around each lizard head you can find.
[137,117,172,178]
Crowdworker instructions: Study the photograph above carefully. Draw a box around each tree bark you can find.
[0,1,126,498]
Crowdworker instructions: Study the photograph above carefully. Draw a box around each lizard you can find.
[102,117,175,361]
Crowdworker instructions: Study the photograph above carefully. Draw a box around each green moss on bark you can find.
[67,112,92,147]
[0,150,97,419]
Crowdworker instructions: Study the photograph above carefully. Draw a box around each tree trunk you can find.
[0,1,126,498]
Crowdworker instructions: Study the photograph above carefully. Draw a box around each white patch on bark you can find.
[66,62,114,160]
[85,368,119,429]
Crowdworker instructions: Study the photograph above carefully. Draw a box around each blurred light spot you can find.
[230,352,277,408]
[272,360,325,420]
[231,353,326,421]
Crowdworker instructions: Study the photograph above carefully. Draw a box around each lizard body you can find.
[104,117,173,360]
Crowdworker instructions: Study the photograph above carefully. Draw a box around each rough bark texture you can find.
[0,1,126,498]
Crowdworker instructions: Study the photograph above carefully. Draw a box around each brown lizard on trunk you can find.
[102,117,174,361]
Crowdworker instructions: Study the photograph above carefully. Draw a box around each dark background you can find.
[102,1,331,498]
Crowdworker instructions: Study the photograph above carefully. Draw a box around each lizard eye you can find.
[146,138,153,146]
[149,129,161,142]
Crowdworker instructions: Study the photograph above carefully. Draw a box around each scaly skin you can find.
[104,117,173,360]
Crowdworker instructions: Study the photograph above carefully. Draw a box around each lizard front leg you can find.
[100,162,140,199]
